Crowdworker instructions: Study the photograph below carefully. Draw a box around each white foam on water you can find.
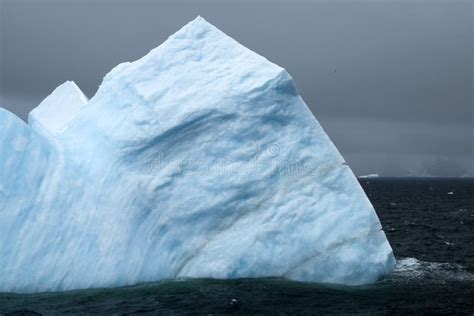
[388,258,474,283]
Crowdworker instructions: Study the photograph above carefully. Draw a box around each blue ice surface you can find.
[0,17,395,293]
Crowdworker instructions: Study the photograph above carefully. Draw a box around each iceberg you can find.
[0,17,395,293]
[358,174,380,179]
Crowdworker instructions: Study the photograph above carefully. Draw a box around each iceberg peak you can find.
[178,15,216,35]
[28,80,88,136]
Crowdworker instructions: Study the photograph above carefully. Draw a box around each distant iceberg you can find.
[358,174,380,179]
[0,17,395,293]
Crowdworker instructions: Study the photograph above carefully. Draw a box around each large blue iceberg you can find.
[0,17,395,293]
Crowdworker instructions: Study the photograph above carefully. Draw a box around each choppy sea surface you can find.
[0,178,473,315]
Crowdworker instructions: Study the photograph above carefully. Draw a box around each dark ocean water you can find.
[1,178,473,315]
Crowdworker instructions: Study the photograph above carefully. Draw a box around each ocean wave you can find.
[385,257,474,283]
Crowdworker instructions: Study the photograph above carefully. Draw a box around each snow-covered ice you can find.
[0,17,395,293]
[28,81,89,136]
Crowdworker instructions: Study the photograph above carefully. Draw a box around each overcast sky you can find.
[0,0,472,176]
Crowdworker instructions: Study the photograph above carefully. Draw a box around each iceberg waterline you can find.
[0,17,395,293]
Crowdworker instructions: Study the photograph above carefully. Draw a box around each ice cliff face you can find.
[0,17,395,293]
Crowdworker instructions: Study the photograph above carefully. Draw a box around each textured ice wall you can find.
[0,17,395,293]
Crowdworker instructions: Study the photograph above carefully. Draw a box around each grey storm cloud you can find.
[0,0,472,176]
